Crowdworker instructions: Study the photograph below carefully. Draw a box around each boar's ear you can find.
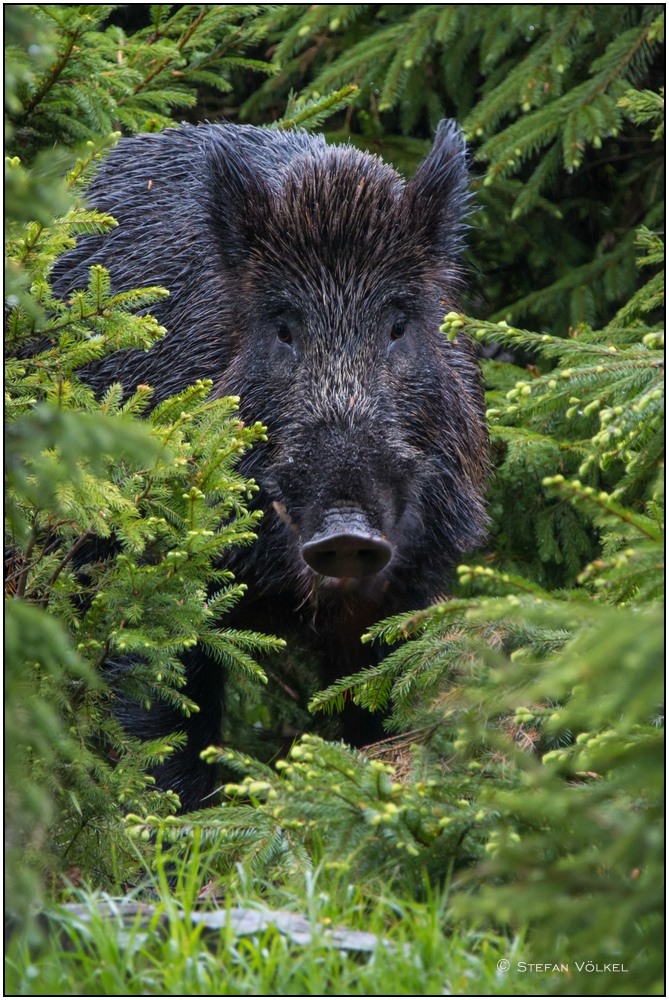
[404,119,469,259]
[204,137,273,267]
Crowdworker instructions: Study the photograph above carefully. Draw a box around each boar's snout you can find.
[301,508,393,579]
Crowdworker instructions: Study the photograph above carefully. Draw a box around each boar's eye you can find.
[277,323,293,346]
[390,319,406,341]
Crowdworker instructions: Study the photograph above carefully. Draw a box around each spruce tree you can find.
[4,5,279,916]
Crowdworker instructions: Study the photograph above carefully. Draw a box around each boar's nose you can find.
[301,509,393,579]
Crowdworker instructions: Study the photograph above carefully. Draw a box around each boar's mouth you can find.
[301,508,393,579]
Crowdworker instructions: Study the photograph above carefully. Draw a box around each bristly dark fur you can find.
[51,121,489,810]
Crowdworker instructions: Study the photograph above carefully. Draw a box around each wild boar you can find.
[52,120,488,809]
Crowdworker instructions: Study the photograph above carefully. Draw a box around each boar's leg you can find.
[116,646,224,813]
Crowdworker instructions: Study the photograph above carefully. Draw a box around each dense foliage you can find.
[5,5,664,997]
[5,4,278,917]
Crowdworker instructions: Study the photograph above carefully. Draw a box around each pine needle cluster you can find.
[126,733,490,893]
[5,218,277,907]
[5,4,272,152]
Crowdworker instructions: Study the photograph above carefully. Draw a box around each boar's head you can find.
[206,122,488,612]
